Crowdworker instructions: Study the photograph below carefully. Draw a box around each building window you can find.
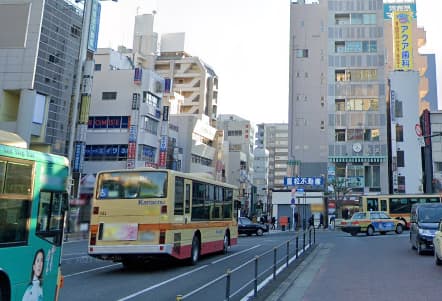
[95,64,101,71]
[364,129,380,141]
[397,176,406,193]
[396,124,404,142]
[395,101,403,118]
[335,99,345,111]
[142,116,159,135]
[295,49,308,58]
[365,165,380,190]
[397,150,405,167]
[102,92,117,100]
[335,129,346,142]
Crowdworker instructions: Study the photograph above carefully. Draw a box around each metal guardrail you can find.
[176,227,316,301]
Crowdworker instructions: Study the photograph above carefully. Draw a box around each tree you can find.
[328,177,352,218]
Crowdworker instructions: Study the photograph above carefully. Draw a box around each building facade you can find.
[82,48,164,175]
[0,0,82,155]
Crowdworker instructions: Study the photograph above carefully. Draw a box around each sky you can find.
[97,0,442,125]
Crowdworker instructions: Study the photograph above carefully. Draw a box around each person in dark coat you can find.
[318,213,324,229]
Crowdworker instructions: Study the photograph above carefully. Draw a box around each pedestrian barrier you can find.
[176,227,316,301]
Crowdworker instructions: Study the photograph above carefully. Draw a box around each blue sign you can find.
[284,177,324,186]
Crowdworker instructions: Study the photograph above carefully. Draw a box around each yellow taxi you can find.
[341,211,405,236]
[433,221,442,265]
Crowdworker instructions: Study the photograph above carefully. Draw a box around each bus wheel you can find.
[0,278,10,301]
[366,226,374,236]
[189,236,200,265]
[222,234,229,254]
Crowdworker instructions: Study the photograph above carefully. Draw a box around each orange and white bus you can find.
[359,194,442,228]
[88,168,238,267]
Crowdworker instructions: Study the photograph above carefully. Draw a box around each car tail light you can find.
[352,221,359,225]
[159,231,166,244]
[93,206,99,215]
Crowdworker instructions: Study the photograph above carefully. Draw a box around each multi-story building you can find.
[0,0,82,155]
[288,1,328,181]
[82,48,164,175]
[155,33,219,127]
[257,123,289,190]
[218,114,255,214]
[290,0,389,196]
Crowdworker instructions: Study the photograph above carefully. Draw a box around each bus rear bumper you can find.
[88,244,173,257]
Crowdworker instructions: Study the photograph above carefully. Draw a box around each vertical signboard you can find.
[87,0,101,52]
[134,68,142,85]
[158,135,168,168]
[392,11,413,71]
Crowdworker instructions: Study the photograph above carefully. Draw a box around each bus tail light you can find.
[161,205,167,214]
[90,233,97,245]
[159,231,166,244]
[93,206,99,215]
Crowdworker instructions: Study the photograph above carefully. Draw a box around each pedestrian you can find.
[318,213,324,229]
[309,214,314,228]
[271,216,276,230]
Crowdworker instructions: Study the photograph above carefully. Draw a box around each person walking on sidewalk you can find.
[318,213,324,229]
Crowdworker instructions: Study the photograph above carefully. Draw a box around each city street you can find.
[60,229,442,301]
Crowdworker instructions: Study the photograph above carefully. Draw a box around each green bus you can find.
[0,136,69,300]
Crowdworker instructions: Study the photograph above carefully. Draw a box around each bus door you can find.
[380,199,388,212]
[173,177,191,222]
[183,179,191,223]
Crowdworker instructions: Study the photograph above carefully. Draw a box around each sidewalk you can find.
[255,242,328,301]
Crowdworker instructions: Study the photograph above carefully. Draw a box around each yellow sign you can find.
[392,10,413,70]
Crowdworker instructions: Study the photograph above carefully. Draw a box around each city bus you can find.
[0,131,69,301]
[88,168,239,267]
[359,194,442,228]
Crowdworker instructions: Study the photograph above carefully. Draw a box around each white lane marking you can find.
[64,264,121,278]
[62,252,88,256]
[117,265,208,301]
[211,244,261,264]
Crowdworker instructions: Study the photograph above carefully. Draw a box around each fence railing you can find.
[176,227,316,301]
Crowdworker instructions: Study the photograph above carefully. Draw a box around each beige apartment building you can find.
[155,33,219,127]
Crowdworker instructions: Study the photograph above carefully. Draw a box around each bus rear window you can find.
[97,171,168,199]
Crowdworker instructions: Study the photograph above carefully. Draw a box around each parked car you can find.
[341,211,404,236]
[433,221,442,265]
[238,217,269,236]
[410,203,442,255]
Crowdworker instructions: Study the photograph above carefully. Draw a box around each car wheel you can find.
[395,224,403,234]
[222,234,229,254]
[417,242,424,255]
[256,228,263,236]
[366,226,374,236]
[189,236,200,265]
[435,250,442,265]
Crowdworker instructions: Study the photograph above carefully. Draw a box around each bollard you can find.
[254,256,259,297]
[273,247,277,280]
[309,228,311,246]
[303,230,305,253]
[296,235,299,259]
[285,241,289,267]
[314,226,316,244]
[226,268,231,301]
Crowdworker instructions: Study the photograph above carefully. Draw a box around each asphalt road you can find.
[59,229,442,301]
[59,230,309,301]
